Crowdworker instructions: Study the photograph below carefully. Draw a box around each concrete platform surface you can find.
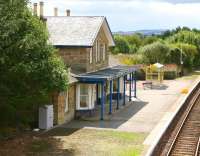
[144,78,200,156]
[61,78,198,133]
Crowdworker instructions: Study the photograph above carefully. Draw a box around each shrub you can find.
[167,43,198,68]
[167,30,200,46]
[167,30,200,67]
[143,36,159,45]
[120,54,144,65]
[128,44,137,54]
[124,34,142,47]
[0,0,68,128]
[111,35,130,54]
[164,71,177,79]
[138,41,170,64]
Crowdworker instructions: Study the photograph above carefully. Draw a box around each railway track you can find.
[151,83,200,156]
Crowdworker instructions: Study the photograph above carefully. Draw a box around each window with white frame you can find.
[103,44,106,61]
[89,48,93,64]
[100,43,106,61]
[80,84,89,108]
[95,40,98,62]
[76,84,96,110]
[98,41,101,62]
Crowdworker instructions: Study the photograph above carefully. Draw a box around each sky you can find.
[30,0,200,32]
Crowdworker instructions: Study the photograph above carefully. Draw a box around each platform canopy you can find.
[74,65,138,83]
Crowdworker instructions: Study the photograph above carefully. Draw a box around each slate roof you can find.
[45,16,115,47]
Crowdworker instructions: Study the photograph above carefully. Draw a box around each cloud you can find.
[35,0,200,3]
[30,0,200,31]
[159,0,200,3]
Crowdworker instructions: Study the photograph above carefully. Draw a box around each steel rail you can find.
[166,88,200,156]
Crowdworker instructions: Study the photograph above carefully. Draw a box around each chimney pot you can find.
[33,3,38,16]
[39,1,44,18]
[54,8,58,16]
[66,9,70,16]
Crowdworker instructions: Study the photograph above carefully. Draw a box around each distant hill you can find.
[113,29,168,36]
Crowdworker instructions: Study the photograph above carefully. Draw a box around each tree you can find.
[167,30,200,66]
[143,36,159,45]
[182,26,191,31]
[128,44,137,54]
[124,34,142,48]
[177,43,197,68]
[166,43,197,68]
[173,26,182,34]
[111,35,130,54]
[0,0,68,126]
[162,30,171,39]
[162,27,192,39]
[167,30,200,46]
[138,41,170,64]
[192,28,200,33]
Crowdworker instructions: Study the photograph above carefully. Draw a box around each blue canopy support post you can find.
[109,80,113,114]
[123,75,126,106]
[96,84,99,105]
[117,77,120,110]
[132,72,134,89]
[134,71,137,98]
[129,73,132,101]
[100,81,105,120]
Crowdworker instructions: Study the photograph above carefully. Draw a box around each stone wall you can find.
[52,91,64,125]
[59,48,88,73]
[64,84,76,123]
[52,25,111,125]
[52,84,76,125]
[86,26,109,72]
[58,26,110,73]
[52,92,58,124]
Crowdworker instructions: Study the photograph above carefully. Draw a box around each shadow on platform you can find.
[152,84,168,90]
[46,98,148,137]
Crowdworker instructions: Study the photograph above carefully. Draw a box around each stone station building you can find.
[34,2,138,125]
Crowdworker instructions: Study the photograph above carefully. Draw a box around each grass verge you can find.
[48,128,147,156]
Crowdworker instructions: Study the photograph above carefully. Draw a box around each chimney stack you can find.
[54,8,58,16]
[39,1,44,18]
[66,9,70,16]
[33,3,38,16]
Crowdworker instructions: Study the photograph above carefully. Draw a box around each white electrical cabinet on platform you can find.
[39,105,53,130]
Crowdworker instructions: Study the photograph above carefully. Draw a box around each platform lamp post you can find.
[117,77,120,110]
[129,73,132,102]
[109,80,113,114]
[123,75,126,106]
[134,71,137,98]
[180,44,184,76]
[100,81,105,120]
